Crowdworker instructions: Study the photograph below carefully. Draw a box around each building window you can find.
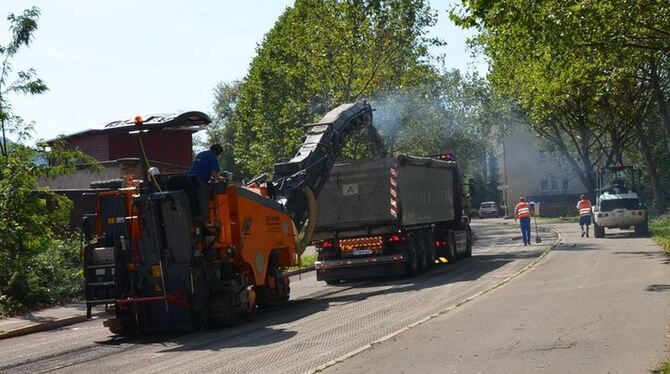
[551,179,558,191]
[540,179,549,192]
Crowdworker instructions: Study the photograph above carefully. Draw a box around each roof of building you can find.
[48,111,211,141]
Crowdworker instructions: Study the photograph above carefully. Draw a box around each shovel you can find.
[534,216,542,243]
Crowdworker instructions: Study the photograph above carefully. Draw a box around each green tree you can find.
[452,0,670,211]
[0,6,47,159]
[0,7,97,314]
[230,0,440,176]
[207,80,241,176]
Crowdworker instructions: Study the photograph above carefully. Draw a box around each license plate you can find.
[95,269,106,275]
[351,249,373,256]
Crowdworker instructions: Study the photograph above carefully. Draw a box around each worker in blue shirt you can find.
[188,144,223,183]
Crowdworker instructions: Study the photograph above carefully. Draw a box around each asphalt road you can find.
[0,219,557,374]
[325,222,670,374]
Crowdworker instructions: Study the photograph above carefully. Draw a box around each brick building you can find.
[41,111,210,189]
[40,112,210,228]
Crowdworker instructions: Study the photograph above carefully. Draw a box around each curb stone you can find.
[286,265,315,276]
[0,310,108,340]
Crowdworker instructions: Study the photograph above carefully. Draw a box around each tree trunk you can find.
[649,60,670,156]
[553,136,595,197]
[633,118,668,213]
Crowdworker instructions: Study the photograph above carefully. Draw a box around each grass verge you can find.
[655,359,670,374]
[654,359,670,374]
[287,254,317,272]
[538,216,580,223]
[650,216,670,374]
[650,215,670,254]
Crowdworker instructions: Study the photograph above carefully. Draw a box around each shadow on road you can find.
[646,284,670,292]
[89,222,544,352]
[612,251,670,265]
[551,243,602,252]
[94,248,529,352]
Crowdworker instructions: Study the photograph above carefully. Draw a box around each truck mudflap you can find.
[315,254,407,281]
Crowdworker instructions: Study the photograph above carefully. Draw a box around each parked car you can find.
[478,201,499,218]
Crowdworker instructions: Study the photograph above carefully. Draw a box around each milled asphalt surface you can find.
[325,222,670,374]
[0,219,553,374]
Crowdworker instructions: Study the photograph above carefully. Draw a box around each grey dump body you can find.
[313,155,456,240]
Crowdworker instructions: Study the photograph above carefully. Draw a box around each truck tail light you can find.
[319,240,334,249]
[388,234,405,243]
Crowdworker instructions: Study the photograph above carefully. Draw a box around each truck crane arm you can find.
[271,102,374,233]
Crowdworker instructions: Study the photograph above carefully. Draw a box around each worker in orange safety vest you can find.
[576,194,593,238]
[514,197,532,246]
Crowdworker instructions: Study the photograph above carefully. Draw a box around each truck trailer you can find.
[312,154,472,283]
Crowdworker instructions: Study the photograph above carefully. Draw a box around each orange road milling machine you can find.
[82,103,373,334]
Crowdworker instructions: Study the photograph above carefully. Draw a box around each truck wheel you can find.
[414,233,427,273]
[594,223,605,238]
[422,231,435,269]
[634,220,649,237]
[464,229,473,258]
[447,231,458,263]
[404,240,419,277]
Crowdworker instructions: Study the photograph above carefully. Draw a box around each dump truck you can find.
[311,153,472,283]
[83,103,375,334]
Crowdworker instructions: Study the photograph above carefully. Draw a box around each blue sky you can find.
[1,0,485,141]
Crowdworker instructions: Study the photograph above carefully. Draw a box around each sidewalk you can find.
[0,302,106,340]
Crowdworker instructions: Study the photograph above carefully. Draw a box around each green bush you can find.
[650,215,670,254]
[0,236,83,316]
[0,141,94,317]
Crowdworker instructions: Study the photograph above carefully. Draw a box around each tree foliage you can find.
[0,6,47,158]
[227,0,440,176]
[0,129,95,314]
[453,0,670,212]
[0,7,95,314]
[206,80,241,175]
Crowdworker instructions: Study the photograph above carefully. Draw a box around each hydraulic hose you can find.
[138,137,162,192]
[293,186,318,257]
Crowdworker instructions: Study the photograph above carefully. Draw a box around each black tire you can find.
[404,239,419,276]
[414,233,427,273]
[634,219,649,237]
[422,231,435,269]
[594,223,605,238]
[464,228,473,258]
[447,231,458,263]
